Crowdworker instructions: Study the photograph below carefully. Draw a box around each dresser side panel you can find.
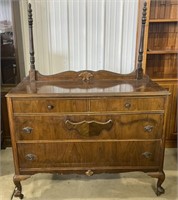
[6,97,20,174]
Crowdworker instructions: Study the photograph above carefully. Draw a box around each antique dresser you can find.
[6,3,169,199]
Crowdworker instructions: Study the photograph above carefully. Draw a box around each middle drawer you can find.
[14,114,163,140]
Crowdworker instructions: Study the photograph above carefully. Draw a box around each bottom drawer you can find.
[17,141,162,169]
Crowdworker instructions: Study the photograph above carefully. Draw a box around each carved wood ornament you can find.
[78,71,94,83]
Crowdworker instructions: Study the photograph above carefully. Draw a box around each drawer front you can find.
[12,97,165,114]
[15,114,163,140]
[17,141,161,169]
[12,98,88,113]
[90,97,165,111]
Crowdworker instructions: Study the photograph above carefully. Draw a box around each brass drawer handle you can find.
[22,127,33,134]
[47,104,54,110]
[144,125,154,132]
[142,152,152,159]
[25,154,37,161]
[124,102,131,108]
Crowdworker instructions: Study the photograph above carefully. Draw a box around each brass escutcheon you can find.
[85,170,94,176]
[142,152,152,159]
[25,154,37,161]
[47,105,54,110]
[22,127,33,134]
[144,125,154,132]
[124,102,131,108]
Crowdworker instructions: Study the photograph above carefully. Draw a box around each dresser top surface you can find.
[6,71,169,97]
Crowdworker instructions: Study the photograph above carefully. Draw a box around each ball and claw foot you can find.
[156,186,165,196]
[14,187,24,199]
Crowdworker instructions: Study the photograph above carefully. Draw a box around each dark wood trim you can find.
[165,140,177,148]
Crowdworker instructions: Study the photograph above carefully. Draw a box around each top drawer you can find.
[90,97,165,112]
[12,98,88,113]
[12,97,165,113]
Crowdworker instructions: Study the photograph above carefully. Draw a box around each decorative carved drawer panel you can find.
[14,114,163,140]
[17,141,161,170]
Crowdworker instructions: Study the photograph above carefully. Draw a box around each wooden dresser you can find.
[6,3,170,199]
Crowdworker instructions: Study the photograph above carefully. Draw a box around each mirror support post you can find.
[28,3,36,81]
[136,2,147,80]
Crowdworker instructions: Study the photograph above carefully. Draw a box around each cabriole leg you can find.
[147,171,165,196]
[156,171,165,196]
[13,175,31,199]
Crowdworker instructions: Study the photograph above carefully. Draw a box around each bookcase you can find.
[143,0,177,147]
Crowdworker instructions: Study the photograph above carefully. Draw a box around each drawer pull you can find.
[47,105,54,110]
[65,119,113,137]
[22,127,33,134]
[25,154,37,161]
[144,125,154,132]
[85,170,94,176]
[142,152,152,159]
[124,102,131,108]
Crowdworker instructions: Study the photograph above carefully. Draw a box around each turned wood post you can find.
[136,2,147,80]
[28,3,36,81]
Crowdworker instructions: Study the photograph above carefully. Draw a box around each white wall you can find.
[0,0,12,22]
[0,0,12,33]
[20,0,139,75]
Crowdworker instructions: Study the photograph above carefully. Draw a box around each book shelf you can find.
[143,0,177,147]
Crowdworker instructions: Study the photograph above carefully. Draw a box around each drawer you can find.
[17,141,161,169]
[12,97,165,114]
[12,98,88,113]
[15,114,163,140]
[90,97,165,111]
